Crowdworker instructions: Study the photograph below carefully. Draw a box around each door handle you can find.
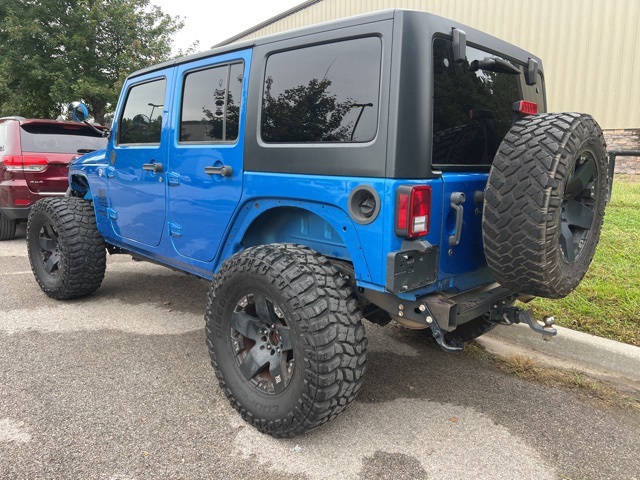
[449,192,466,247]
[204,165,233,177]
[142,162,163,173]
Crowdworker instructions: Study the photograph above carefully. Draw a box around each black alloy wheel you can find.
[36,221,62,276]
[560,152,597,264]
[230,293,294,394]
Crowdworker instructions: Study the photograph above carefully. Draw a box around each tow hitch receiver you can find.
[490,306,557,338]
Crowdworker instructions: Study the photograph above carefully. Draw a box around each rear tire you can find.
[205,244,367,437]
[483,113,607,298]
[27,197,106,299]
[0,212,17,241]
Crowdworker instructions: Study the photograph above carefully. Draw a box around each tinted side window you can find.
[118,78,166,145]
[180,62,244,143]
[261,37,381,143]
[432,38,543,166]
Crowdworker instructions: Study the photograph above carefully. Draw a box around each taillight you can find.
[395,185,432,238]
[1,155,49,172]
[513,100,538,115]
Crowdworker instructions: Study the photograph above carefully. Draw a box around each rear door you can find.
[166,51,250,263]
[431,37,545,281]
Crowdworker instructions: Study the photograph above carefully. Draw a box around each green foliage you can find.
[529,176,640,346]
[0,0,183,123]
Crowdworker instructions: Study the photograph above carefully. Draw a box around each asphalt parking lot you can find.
[2,226,639,480]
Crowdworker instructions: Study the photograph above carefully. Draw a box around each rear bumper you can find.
[0,206,30,220]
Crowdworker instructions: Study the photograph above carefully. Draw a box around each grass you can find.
[464,344,640,413]
[528,175,640,346]
[494,354,640,413]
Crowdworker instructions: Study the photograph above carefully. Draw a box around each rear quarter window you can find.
[260,36,382,144]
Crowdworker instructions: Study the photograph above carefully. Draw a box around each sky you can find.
[150,0,307,54]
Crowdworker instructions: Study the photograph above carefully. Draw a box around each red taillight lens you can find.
[2,156,23,172]
[513,100,538,115]
[397,193,409,230]
[22,156,49,172]
[395,185,432,238]
[409,186,431,237]
[1,155,48,172]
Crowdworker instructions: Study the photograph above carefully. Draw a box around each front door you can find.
[107,74,172,246]
[167,53,250,263]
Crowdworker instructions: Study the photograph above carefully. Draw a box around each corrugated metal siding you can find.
[235,0,640,129]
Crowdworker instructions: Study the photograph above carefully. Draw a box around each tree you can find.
[0,0,184,123]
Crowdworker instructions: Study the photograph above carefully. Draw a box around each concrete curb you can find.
[476,323,640,390]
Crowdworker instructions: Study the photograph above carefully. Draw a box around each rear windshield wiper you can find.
[469,57,521,75]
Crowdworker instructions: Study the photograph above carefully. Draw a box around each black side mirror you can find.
[452,28,467,63]
[68,101,89,122]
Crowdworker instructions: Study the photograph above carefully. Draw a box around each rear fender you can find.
[220,202,373,284]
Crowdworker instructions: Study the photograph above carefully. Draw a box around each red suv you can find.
[0,117,107,240]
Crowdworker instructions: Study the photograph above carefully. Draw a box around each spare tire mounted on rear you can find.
[482,113,608,299]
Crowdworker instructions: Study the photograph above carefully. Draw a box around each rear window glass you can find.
[432,37,545,167]
[20,124,107,154]
[261,36,382,143]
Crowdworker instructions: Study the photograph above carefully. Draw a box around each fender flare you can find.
[217,199,373,283]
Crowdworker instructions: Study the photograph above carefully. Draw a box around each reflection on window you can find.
[118,79,166,145]
[180,62,243,143]
[261,37,382,143]
[432,38,543,166]
[0,125,6,150]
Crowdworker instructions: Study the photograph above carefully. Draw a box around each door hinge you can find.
[107,208,118,220]
[168,222,182,237]
[167,172,180,186]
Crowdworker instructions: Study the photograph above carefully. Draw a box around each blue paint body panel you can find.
[68,22,498,299]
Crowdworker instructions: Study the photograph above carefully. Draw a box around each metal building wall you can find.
[232,0,640,130]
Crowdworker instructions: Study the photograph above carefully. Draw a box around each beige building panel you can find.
[233,0,640,130]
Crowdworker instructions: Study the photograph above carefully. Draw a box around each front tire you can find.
[27,197,106,299]
[205,244,367,437]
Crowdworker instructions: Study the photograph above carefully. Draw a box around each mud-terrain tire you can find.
[205,243,367,437]
[483,113,607,298]
[27,197,106,299]
[0,212,17,241]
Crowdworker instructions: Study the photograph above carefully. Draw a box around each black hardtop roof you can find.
[128,8,541,80]
[129,9,395,79]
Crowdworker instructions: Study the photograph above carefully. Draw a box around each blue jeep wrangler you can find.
[26,10,610,437]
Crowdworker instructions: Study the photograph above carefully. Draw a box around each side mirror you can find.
[69,101,89,122]
[452,28,467,63]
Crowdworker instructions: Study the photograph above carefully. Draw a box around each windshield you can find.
[20,124,107,154]
[432,37,545,167]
